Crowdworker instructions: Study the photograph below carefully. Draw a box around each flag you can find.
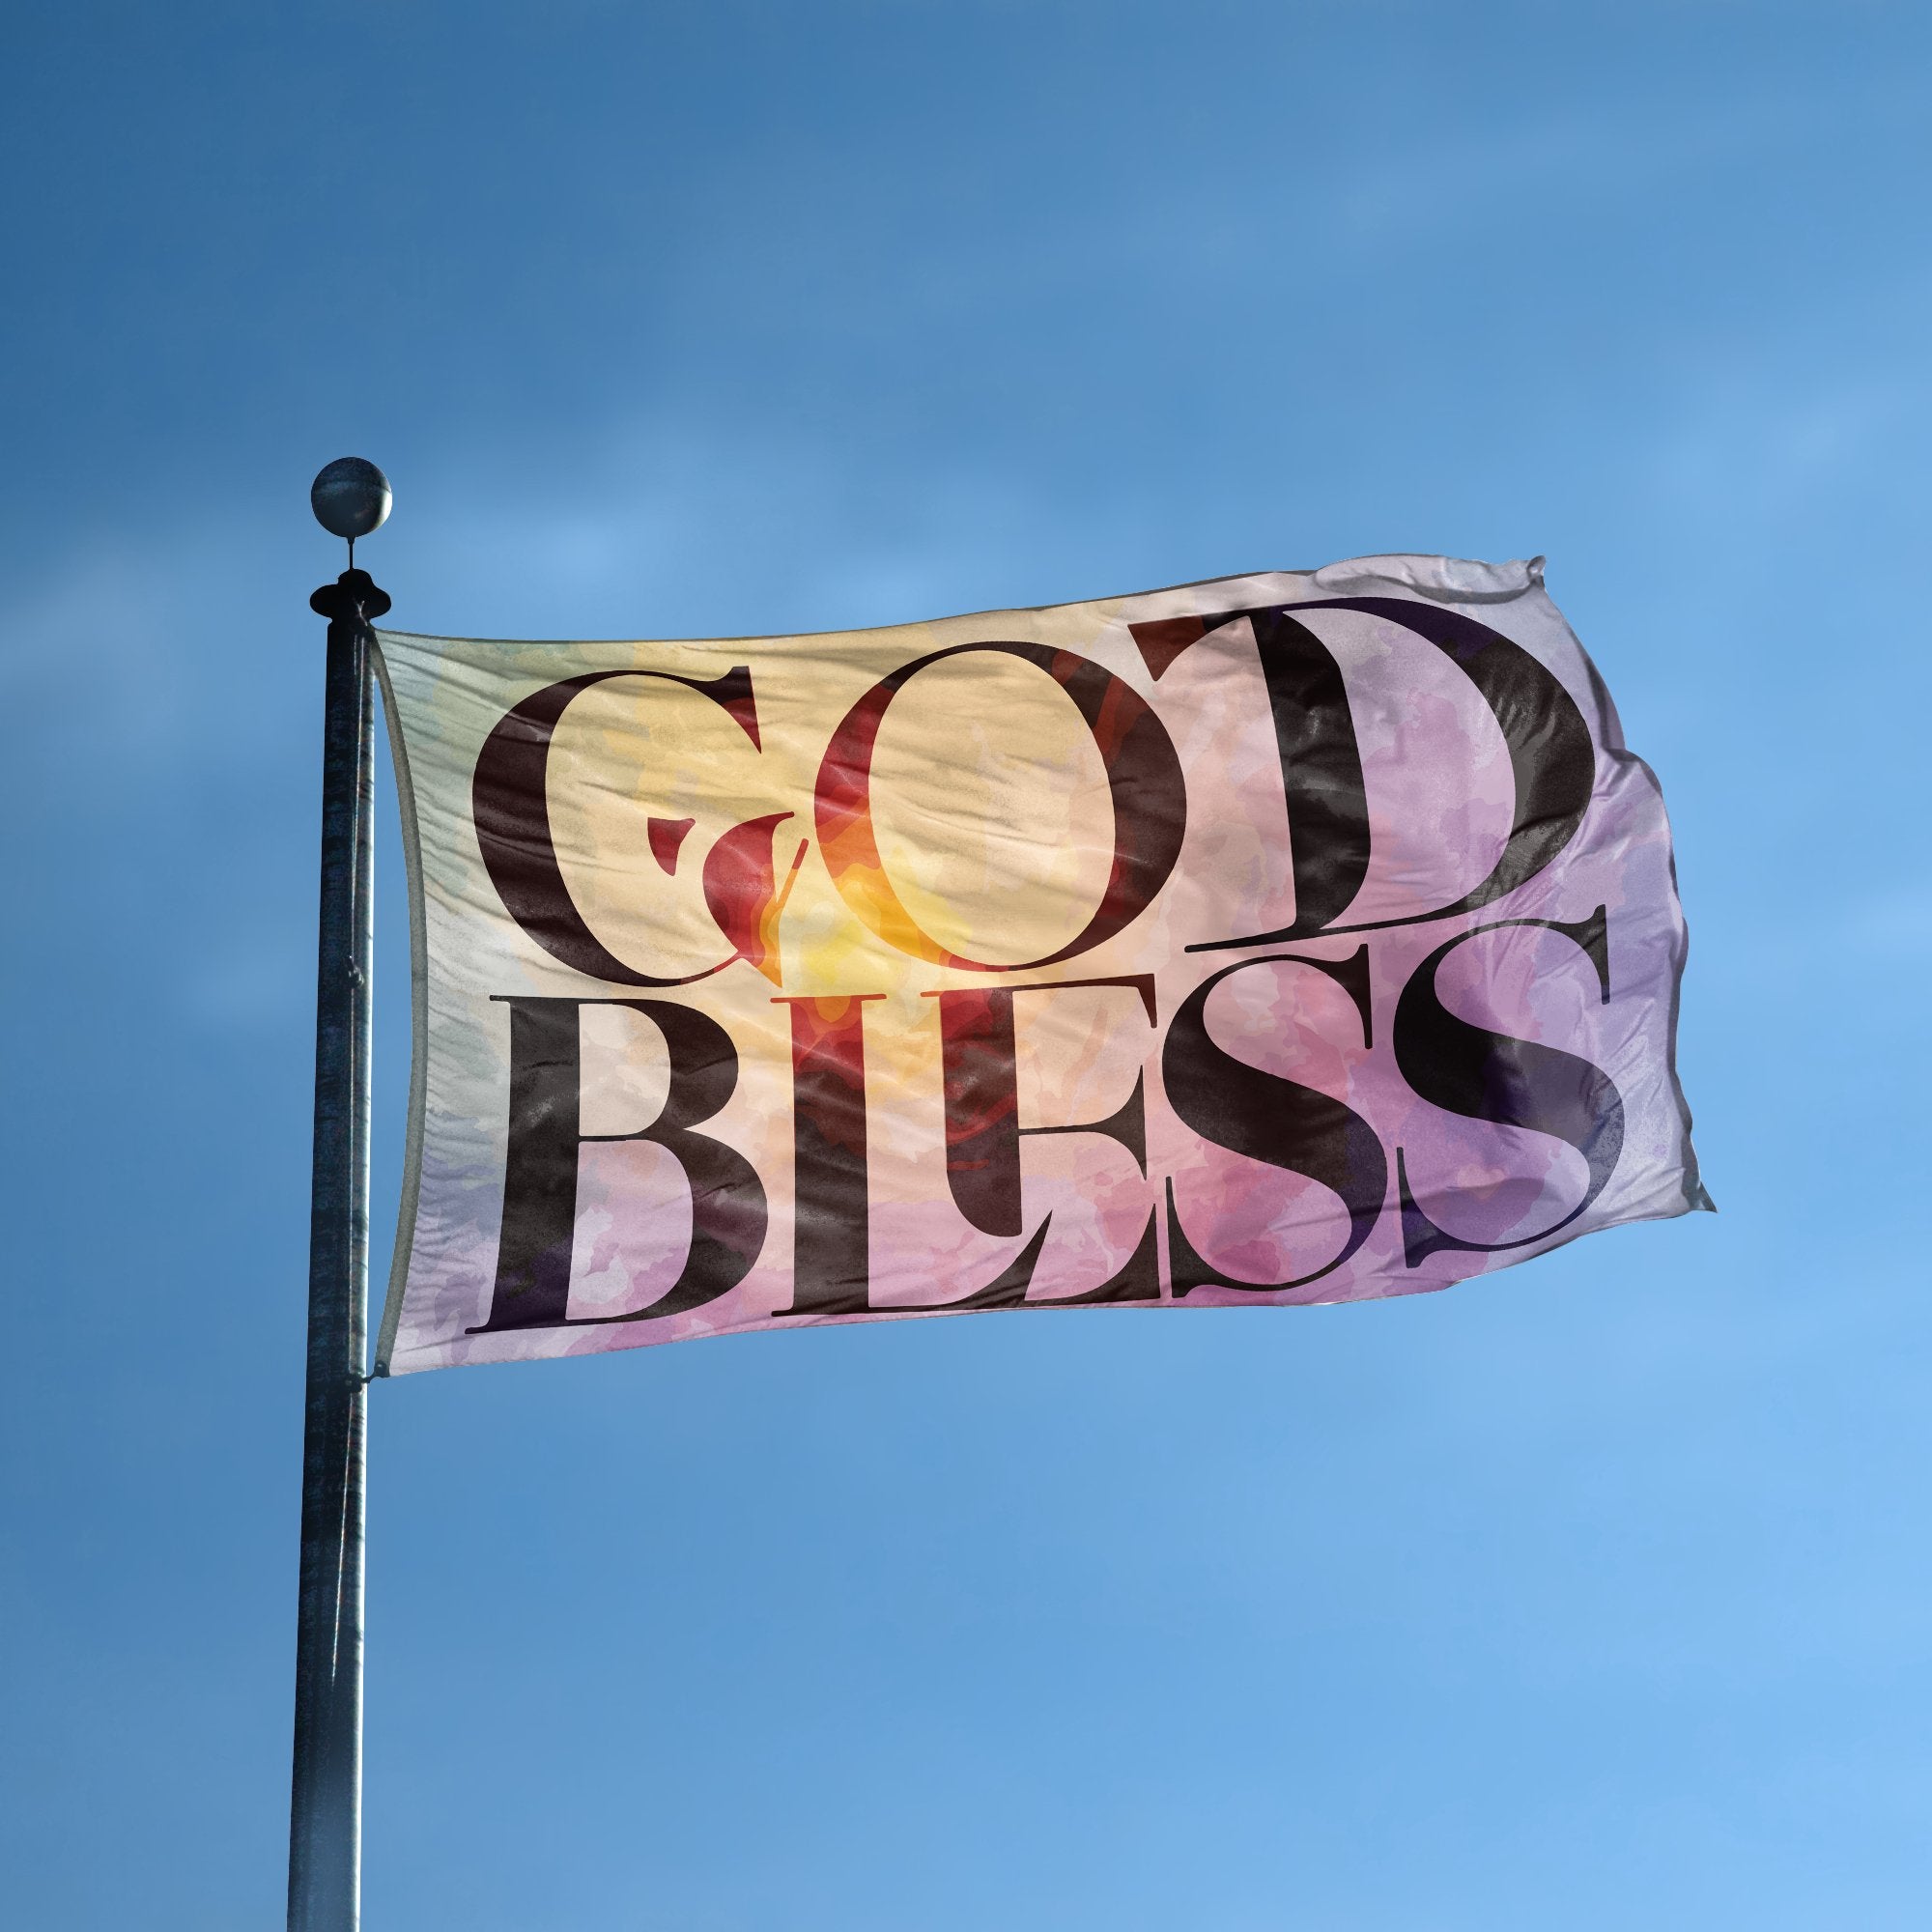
[371,555,1707,1376]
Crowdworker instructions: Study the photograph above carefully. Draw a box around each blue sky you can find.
[4,3,1930,1926]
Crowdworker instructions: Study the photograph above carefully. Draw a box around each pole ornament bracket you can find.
[311,569,393,626]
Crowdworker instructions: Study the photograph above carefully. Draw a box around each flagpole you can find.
[290,462,391,1932]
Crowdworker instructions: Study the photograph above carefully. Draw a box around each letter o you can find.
[813,641,1187,971]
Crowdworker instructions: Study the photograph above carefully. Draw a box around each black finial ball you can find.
[310,457,392,541]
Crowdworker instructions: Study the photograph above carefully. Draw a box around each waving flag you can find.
[371,554,1707,1376]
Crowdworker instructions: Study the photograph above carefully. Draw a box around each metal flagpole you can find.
[290,460,392,1932]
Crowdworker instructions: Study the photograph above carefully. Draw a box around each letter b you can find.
[469,997,768,1333]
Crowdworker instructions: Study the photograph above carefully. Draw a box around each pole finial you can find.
[310,457,392,567]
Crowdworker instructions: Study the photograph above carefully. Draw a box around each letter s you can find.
[1393,909,1624,1264]
[1163,949,1388,1293]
